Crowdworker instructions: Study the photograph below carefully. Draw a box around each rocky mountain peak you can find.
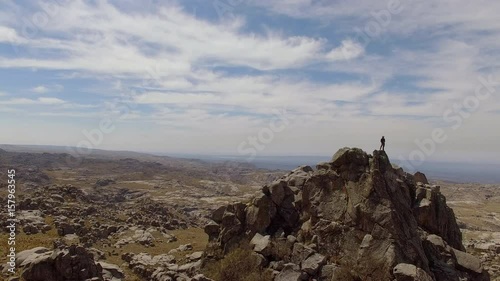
[203,148,490,281]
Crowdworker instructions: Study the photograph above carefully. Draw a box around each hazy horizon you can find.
[3,143,500,184]
[4,143,500,166]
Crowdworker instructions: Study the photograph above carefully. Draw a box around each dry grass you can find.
[440,182,500,232]
[0,216,58,258]
[483,201,500,213]
[448,201,500,232]
[44,170,90,186]
[203,242,273,281]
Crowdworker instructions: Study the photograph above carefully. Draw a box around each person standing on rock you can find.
[380,136,386,151]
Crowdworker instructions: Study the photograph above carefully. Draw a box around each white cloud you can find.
[0,1,344,76]
[31,84,64,94]
[32,86,49,94]
[327,40,365,61]
[38,97,66,105]
[0,97,66,105]
[135,92,219,105]
[250,0,500,35]
[249,0,382,20]
[36,111,98,118]
[0,26,23,43]
[132,76,378,119]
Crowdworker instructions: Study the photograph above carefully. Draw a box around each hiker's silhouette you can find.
[380,136,385,151]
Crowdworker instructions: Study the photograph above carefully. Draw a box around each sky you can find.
[0,0,499,166]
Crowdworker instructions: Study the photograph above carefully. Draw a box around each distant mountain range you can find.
[166,154,500,184]
[2,144,499,184]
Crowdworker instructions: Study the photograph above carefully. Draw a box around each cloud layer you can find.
[0,0,499,163]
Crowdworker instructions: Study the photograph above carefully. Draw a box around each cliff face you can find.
[203,148,490,281]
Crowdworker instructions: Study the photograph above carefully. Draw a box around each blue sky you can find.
[0,0,499,164]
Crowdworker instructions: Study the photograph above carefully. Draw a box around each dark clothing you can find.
[380,137,385,151]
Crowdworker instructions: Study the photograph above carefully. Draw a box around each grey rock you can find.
[17,247,51,267]
[21,245,103,281]
[250,233,272,256]
[205,148,484,281]
[178,244,193,252]
[211,206,226,224]
[319,264,337,280]
[191,274,214,281]
[245,194,276,234]
[393,263,433,281]
[204,222,220,241]
[287,235,297,244]
[452,248,483,274]
[186,251,203,262]
[301,253,326,275]
[98,261,124,280]
[414,172,429,185]
[291,243,315,265]
[275,263,307,281]
[269,181,286,206]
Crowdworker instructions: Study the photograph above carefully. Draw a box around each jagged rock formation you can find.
[203,148,490,281]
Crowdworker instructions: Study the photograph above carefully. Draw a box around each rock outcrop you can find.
[121,251,212,281]
[17,245,111,281]
[203,148,490,281]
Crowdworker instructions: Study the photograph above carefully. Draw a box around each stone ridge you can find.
[203,147,490,281]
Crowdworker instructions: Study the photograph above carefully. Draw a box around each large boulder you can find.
[19,245,108,281]
[301,252,326,275]
[245,193,276,234]
[393,263,433,281]
[275,263,307,281]
[452,249,490,280]
[17,247,51,267]
[250,233,272,256]
[98,261,125,280]
[421,234,490,280]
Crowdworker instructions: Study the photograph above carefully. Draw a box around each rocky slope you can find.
[203,148,491,281]
[0,148,282,281]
